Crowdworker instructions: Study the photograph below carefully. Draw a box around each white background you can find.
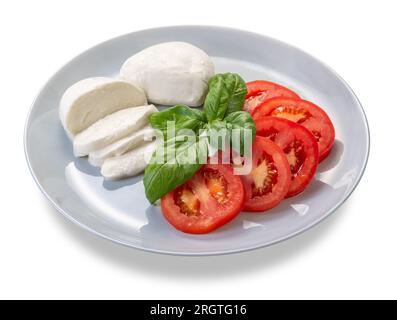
[0,0,395,300]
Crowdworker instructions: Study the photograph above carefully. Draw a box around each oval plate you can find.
[24,26,370,255]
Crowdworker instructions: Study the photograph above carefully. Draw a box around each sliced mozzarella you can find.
[88,125,157,167]
[120,42,214,107]
[101,141,157,180]
[59,77,147,138]
[73,105,157,157]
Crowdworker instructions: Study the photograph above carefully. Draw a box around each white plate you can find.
[24,26,370,255]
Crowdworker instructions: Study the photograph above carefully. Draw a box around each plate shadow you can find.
[42,194,354,279]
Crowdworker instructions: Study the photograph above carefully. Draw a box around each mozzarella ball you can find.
[120,42,214,107]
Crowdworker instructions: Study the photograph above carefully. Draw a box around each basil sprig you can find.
[144,73,255,203]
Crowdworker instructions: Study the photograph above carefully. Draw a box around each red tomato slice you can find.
[241,136,291,212]
[243,80,300,114]
[252,98,335,161]
[255,117,319,197]
[161,164,245,234]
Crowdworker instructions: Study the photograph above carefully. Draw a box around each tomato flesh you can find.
[242,136,291,212]
[255,117,319,197]
[252,98,335,161]
[161,164,245,234]
[174,186,200,216]
[243,80,300,114]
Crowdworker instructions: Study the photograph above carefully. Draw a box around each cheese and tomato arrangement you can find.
[59,41,335,234]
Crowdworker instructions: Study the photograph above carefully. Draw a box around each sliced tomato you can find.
[161,164,245,234]
[243,80,300,114]
[252,98,335,161]
[255,117,319,197]
[241,136,291,212]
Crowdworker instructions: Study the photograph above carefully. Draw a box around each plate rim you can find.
[24,25,371,256]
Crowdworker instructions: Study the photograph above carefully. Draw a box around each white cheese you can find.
[101,141,157,180]
[73,105,157,157]
[59,77,147,138]
[88,125,157,167]
[120,42,214,107]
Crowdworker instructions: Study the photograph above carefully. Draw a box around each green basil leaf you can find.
[207,111,256,154]
[150,105,206,139]
[203,76,229,121]
[221,73,248,115]
[143,135,208,204]
[224,111,256,153]
[204,73,247,121]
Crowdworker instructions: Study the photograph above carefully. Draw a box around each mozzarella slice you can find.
[73,105,157,157]
[59,77,147,138]
[120,42,214,107]
[88,125,157,167]
[101,141,157,180]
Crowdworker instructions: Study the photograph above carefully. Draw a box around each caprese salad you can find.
[59,41,335,235]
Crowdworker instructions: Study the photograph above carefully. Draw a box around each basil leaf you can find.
[208,111,256,154]
[204,73,247,121]
[150,105,206,139]
[224,111,256,151]
[143,136,208,204]
[203,76,229,121]
[205,119,229,152]
[221,73,248,115]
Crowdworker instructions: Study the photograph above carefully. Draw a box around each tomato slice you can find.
[255,117,319,197]
[252,98,335,161]
[241,136,291,212]
[243,80,300,114]
[161,164,245,234]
